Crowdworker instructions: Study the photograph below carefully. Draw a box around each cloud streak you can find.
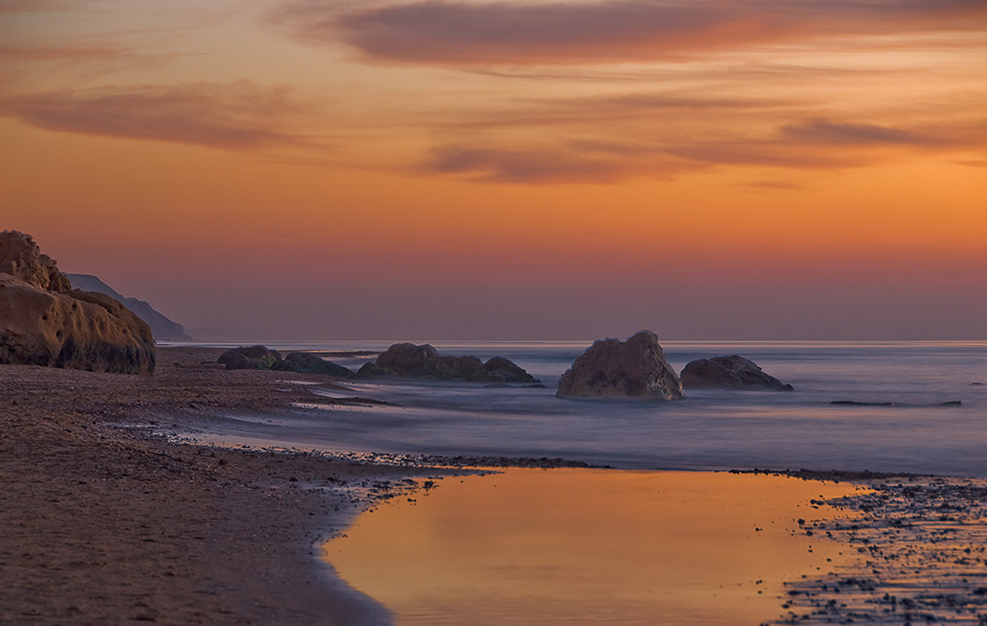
[0,81,313,151]
[275,0,987,66]
[424,117,987,183]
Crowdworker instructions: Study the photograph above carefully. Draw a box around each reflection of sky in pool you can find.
[325,469,862,626]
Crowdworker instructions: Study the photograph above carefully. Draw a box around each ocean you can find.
[189,340,987,478]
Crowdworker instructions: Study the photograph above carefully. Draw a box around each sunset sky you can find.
[2,0,985,340]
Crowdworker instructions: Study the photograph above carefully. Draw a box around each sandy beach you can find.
[3,347,986,625]
[0,347,455,625]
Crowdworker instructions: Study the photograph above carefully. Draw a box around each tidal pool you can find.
[324,469,862,626]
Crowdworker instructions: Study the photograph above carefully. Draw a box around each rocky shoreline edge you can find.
[3,346,985,625]
[0,346,593,625]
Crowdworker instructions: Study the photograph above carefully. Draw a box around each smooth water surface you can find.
[325,469,860,626]
[191,340,987,476]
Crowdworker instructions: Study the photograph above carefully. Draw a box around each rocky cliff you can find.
[0,231,155,374]
[66,273,191,342]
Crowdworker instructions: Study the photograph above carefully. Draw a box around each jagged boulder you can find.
[557,330,684,399]
[371,342,538,382]
[218,345,282,370]
[279,352,353,378]
[0,231,155,375]
[0,230,72,293]
[680,355,794,391]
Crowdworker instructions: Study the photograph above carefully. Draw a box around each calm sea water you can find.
[191,341,987,477]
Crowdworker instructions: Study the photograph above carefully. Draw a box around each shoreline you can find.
[2,347,985,624]
[0,347,460,625]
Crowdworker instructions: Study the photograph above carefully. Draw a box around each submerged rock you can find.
[370,342,538,383]
[680,355,794,391]
[0,231,155,375]
[556,330,684,399]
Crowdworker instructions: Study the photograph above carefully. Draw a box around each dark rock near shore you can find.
[218,346,353,378]
[0,231,155,375]
[556,330,684,399]
[680,355,794,391]
[370,342,538,383]
[218,345,282,370]
[279,352,353,378]
[355,362,394,378]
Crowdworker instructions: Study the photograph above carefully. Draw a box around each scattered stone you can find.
[680,355,794,391]
[763,474,987,625]
[556,330,684,399]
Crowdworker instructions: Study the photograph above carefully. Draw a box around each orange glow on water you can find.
[325,470,863,625]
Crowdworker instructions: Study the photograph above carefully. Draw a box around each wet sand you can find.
[2,347,986,625]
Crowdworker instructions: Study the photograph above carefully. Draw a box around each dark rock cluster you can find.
[218,346,353,378]
[369,342,538,383]
[219,342,538,384]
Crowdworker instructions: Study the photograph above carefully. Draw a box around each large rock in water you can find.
[372,342,538,383]
[0,231,155,374]
[680,355,794,391]
[556,330,684,399]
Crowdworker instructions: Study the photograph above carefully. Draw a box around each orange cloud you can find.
[0,81,316,151]
[422,115,987,183]
[275,0,987,66]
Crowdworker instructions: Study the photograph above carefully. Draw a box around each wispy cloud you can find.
[427,144,683,183]
[424,116,987,183]
[780,119,945,147]
[0,81,314,151]
[274,0,987,66]
[0,45,116,62]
